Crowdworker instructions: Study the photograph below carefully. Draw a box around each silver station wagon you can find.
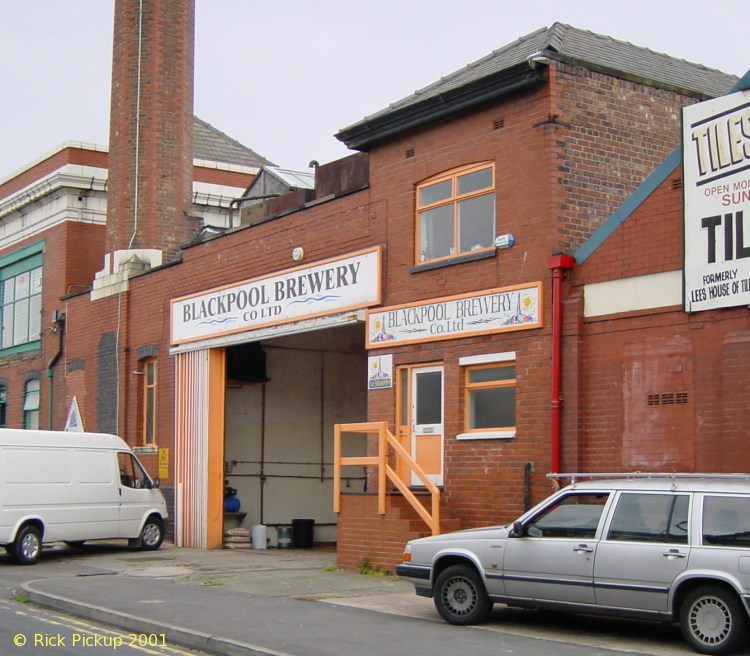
[397,474,750,655]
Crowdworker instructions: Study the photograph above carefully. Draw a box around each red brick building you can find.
[564,75,750,478]
[0,7,742,570]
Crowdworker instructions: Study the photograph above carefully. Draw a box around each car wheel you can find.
[138,517,164,551]
[12,525,42,565]
[680,584,748,655]
[434,564,492,625]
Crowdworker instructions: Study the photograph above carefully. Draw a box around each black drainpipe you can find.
[46,312,66,430]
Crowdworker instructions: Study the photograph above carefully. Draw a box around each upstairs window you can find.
[0,242,44,354]
[416,163,495,264]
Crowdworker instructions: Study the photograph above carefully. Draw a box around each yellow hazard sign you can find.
[158,448,169,479]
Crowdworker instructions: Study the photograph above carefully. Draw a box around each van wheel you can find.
[137,517,164,551]
[12,525,42,565]
[434,564,492,625]
[680,584,748,655]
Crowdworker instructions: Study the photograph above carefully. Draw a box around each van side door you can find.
[67,449,120,540]
[117,452,154,537]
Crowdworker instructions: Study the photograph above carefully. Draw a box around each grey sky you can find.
[0,0,747,178]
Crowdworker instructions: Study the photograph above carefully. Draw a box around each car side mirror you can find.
[509,521,525,538]
[151,478,160,489]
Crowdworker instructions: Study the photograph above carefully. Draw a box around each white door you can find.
[410,365,444,486]
[117,452,154,537]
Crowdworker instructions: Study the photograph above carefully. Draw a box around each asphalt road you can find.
[0,598,208,656]
[4,542,750,656]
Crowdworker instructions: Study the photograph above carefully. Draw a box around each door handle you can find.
[662,549,687,559]
[573,544,594,553]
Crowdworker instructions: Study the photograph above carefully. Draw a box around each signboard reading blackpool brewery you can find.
[683,90,750,312]
[171,247,381,344]
[367,282,542,348]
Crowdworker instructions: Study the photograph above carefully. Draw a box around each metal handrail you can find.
[333,421,441,535]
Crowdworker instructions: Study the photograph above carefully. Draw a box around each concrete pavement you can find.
[7,541,703,656]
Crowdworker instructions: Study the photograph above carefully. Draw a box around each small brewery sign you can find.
[367,282,542,348]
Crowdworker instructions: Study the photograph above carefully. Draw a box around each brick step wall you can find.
[336,492,461,572]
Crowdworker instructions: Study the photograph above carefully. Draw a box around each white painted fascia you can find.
[170,310,367,354]
[191,181,247,208]
[584,271,682,317]
[0,164,108,219]
[193,158,260,176]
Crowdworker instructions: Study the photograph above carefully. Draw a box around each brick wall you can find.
[107,0,196,260]
[0,147,108,199]
[27,55,723,559]
[551,64,699,254]
[192,166,255,188]
[336,493,460,572]
[0,221,105,430]
[347,60,700,535]
[569,172,750,474]
[62,184,382,482]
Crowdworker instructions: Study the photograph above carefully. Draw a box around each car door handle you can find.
[573,544,594,553]
[662,549,687,558]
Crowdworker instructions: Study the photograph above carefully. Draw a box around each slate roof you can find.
[193,117,275,168]
[337,23,739,149]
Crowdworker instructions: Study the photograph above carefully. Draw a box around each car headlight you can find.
[402,543,412,562]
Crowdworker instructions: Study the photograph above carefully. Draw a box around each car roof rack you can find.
[547,472,750,485]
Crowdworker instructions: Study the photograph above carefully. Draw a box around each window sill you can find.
[410,248,496,273]
[0,341,42,362]
[134,445,158,454]
[456,431,515,441]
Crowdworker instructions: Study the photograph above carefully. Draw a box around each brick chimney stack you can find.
[101,0,195,292]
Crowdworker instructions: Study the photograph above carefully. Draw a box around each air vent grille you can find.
[647,392,689,406]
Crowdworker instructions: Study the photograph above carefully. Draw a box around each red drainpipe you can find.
[547,254,576,473]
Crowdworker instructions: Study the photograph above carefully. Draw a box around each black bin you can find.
[292,518,315,548]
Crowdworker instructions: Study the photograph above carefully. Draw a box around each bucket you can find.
[292,518,314,548]
[277,526,292,549]
[251,524,267,550]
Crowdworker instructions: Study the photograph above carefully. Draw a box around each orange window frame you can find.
[463,361,516,433]
[143,358,157,445]
[415,162,495,265]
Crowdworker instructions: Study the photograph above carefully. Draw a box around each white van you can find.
[0,429,168,565]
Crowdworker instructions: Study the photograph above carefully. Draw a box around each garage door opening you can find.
[222,324,367,547]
